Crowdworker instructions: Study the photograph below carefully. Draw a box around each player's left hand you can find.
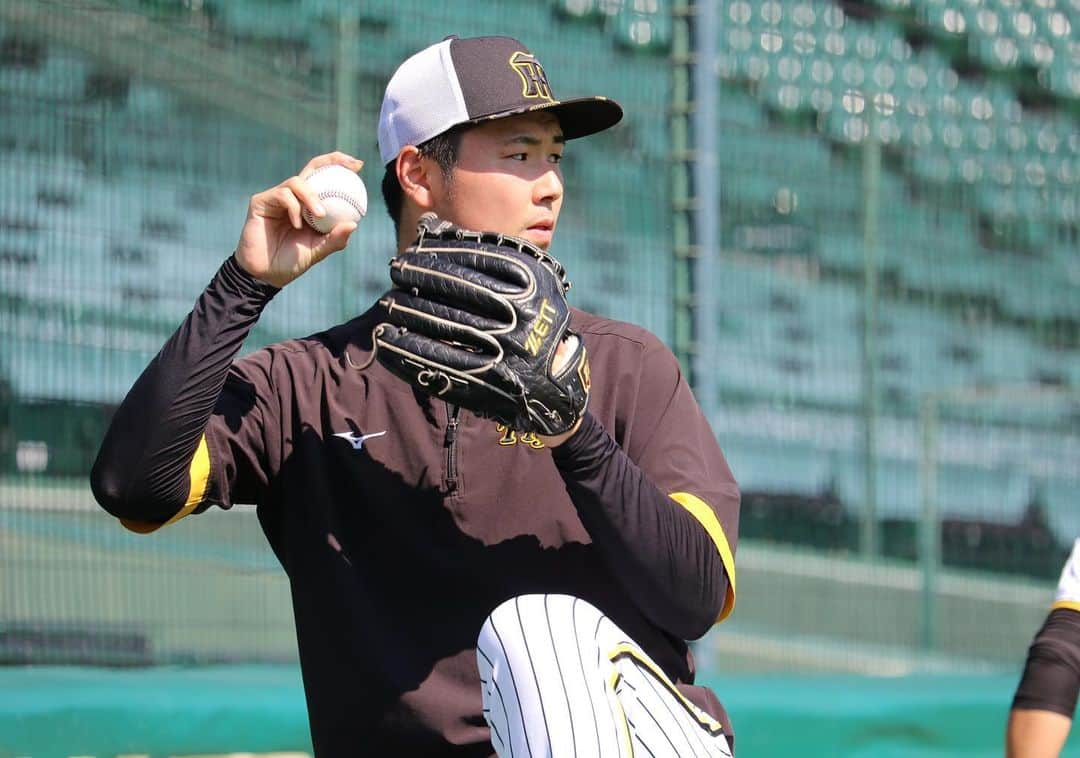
[535,341,585,447]
[535,418,583,448]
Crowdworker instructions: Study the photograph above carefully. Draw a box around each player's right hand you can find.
[235,152,364,288]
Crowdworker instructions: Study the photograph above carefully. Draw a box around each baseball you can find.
[302,163,367,234]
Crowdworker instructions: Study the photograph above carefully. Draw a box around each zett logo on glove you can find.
[525,299,557,357]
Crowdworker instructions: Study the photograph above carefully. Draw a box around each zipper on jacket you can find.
[444,404,461,493]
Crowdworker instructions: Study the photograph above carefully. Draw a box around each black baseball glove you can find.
[373,214,590,436]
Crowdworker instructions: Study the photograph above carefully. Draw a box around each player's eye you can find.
[549,153,563,164]
[507,153,528,161]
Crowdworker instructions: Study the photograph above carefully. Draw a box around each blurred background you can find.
[0,0,1076,755]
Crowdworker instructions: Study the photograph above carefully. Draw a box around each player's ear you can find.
[397,146,435,211]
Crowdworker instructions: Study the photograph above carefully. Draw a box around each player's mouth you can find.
[524,220,554,247]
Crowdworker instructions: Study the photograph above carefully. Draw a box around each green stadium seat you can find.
[968,7,1021,72]
[717,85,767,128]
[1042,56,1080,100]
[908,152,954,185]
[1050,191,1078,227]
[816,234,874,274]
[970,325,1040,384]
[1,334,154,404]
[300,0,398,23]
[721,438,833,495]
[913,0,971,40]
[552,0,606,21]
[215,1,316,45]
[1046,480,1080,549]
[611,2,672,54]
[872,0,913,11]
[0,50,88,102]
[831,454,1033,526]
[903,252,1003,302]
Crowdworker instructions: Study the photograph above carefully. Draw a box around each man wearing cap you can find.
[91,35,739,756]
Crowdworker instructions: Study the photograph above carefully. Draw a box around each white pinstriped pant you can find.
[477,594,733,757]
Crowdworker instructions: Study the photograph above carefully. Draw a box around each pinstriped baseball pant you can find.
[477,594,733,757]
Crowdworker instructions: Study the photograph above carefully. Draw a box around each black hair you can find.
[381,124,470,233]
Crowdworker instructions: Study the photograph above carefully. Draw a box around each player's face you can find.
[428,112,564,249]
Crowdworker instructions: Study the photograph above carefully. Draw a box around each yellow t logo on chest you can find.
[497,424,545,449]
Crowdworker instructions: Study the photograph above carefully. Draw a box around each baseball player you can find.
[1008,538,1080,758]
[91,35,740,756]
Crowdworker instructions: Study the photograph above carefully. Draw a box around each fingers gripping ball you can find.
[374,214,591,436]
[302,164,368,233]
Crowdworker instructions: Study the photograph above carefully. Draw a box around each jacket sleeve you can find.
[551,333,739,640]
[90,256,280,531]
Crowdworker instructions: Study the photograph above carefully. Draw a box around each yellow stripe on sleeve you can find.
[1051,600,1080,614]
[120,435,211,534]
[669,491,737,623]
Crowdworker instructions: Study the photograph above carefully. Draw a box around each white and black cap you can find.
[377,35,623,165]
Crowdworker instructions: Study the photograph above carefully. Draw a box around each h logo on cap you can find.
[510,51,554,102]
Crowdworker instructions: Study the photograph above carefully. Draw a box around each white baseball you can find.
[302,164,367,234]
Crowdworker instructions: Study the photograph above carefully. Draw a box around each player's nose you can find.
[533,166,563,207]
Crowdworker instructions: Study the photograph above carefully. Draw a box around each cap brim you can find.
[468,96,623,140]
